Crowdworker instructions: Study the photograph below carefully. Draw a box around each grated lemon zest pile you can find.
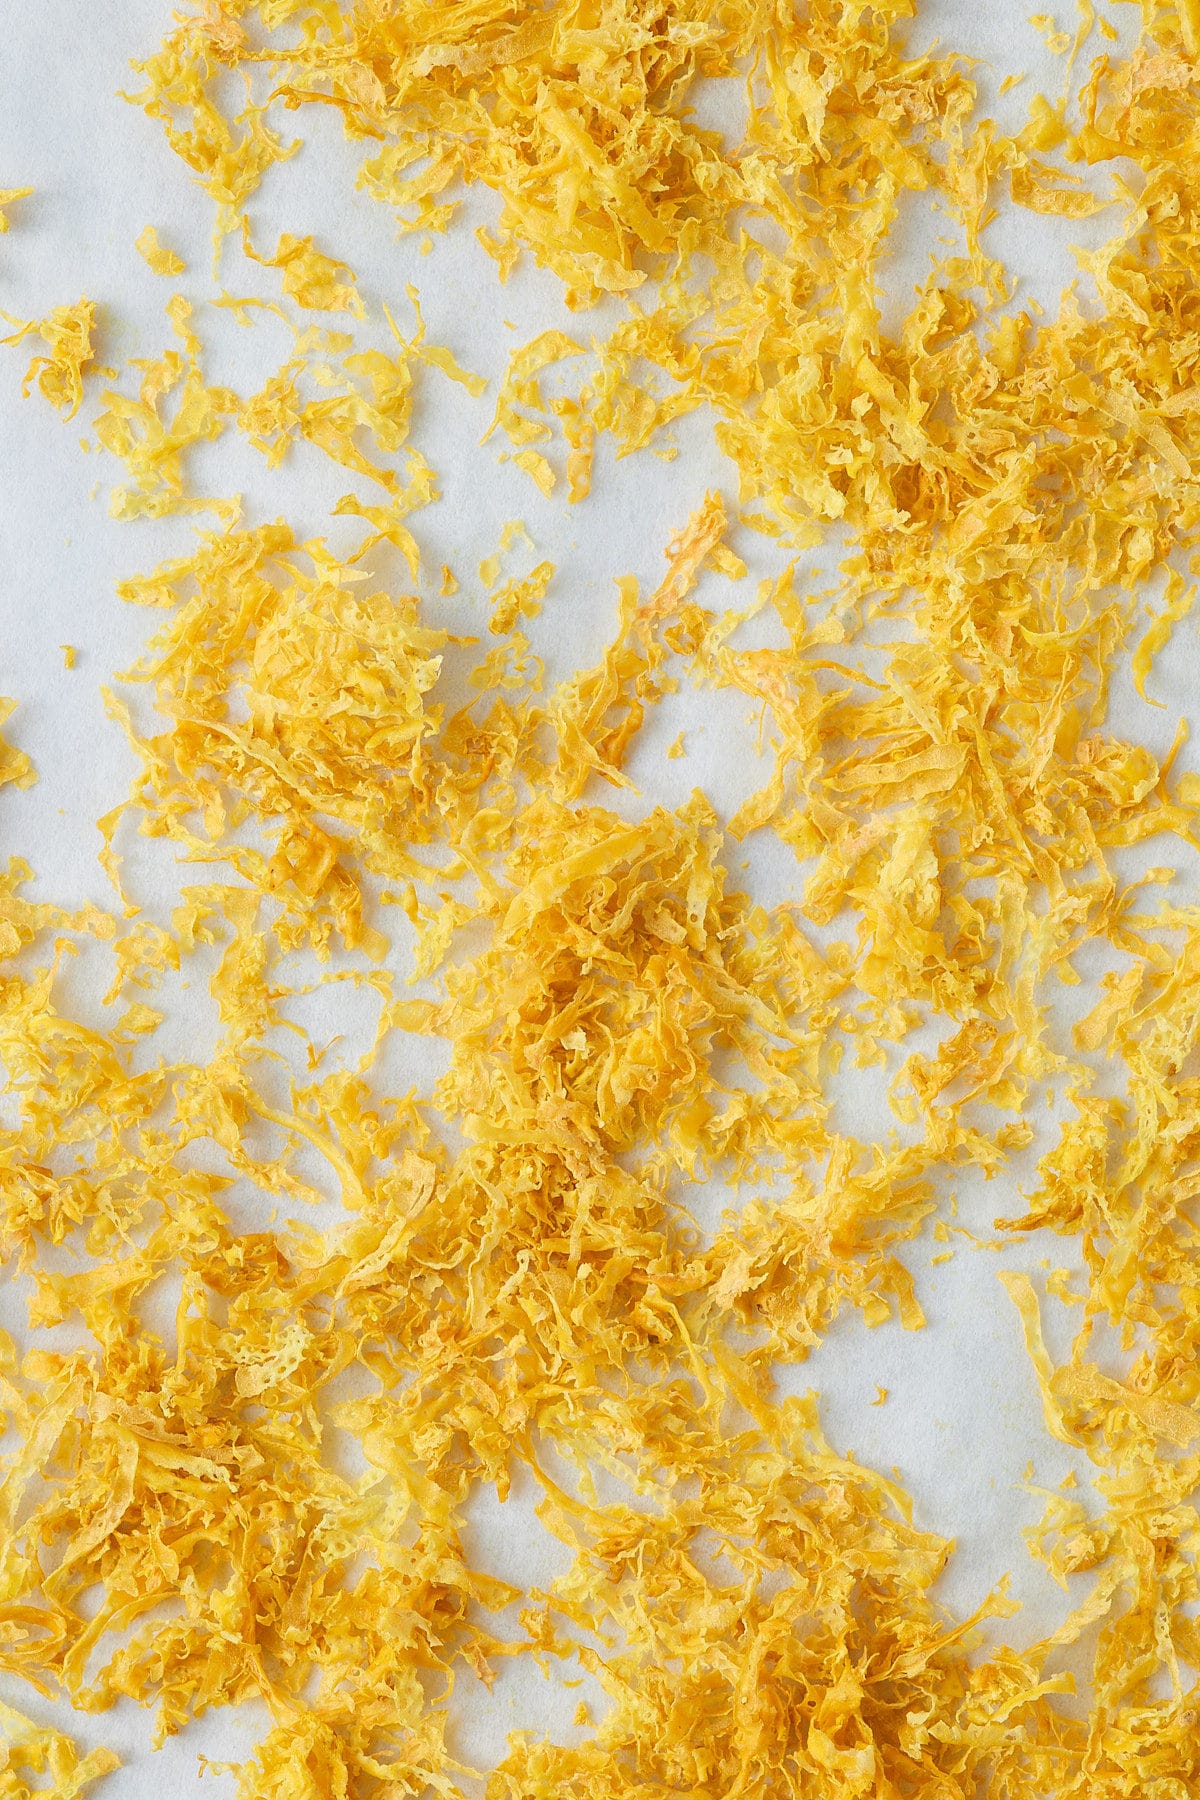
[0,1699,119,1799]
[6,2,1200,1797]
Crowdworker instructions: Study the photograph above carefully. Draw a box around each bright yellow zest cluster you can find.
[4,2,1200,1797]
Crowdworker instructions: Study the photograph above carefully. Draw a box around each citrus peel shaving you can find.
[5,2,1200,1796]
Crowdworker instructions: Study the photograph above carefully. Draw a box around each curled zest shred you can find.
[0,186,32,233]
[5,1,1200,1798]
[135,226,186,277]
[0,700,36,795]
[241,225,364,316]
[92,294,240,520]
[1,299,99,419]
